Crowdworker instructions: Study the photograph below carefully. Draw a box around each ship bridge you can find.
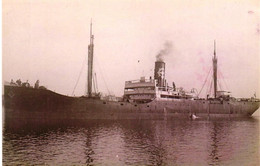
[124,77,156,103]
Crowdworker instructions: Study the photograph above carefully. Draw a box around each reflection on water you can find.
[3,117,260,165]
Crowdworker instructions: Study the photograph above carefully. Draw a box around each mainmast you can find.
[87,20,94,97]
[213,40,217,98]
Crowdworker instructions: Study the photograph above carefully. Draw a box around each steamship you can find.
[3,24,260,120]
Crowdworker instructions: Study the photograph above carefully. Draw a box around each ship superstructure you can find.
[124,60,196,103]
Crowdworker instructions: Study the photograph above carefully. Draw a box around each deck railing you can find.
[125,79,156,89]
[124,89,155,95]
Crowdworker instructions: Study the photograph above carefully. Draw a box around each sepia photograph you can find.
[2,0,260,165]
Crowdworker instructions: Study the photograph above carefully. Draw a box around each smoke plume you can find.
[156,41,173,62]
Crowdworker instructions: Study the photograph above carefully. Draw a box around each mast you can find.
[213,40,217,98]
[87,20,94,96]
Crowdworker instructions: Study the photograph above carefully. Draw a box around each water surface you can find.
[3,117,260,165]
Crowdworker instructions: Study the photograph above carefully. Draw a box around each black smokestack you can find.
[156,41,173,62]
[154,61,165,87]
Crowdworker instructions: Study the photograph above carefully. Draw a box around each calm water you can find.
[3,117,260,166]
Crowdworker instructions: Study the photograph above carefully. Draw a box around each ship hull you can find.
[3,85,260,120]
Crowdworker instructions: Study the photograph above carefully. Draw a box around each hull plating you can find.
[3,85,260,120]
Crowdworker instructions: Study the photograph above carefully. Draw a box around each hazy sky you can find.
[3,0,260,98]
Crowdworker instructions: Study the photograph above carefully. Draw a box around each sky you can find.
[2,0,260,99]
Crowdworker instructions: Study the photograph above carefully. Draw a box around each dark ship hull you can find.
[3,25,259,120]
[4,85,259,120]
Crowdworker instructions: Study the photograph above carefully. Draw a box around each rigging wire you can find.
[95,73,99,92]
[217,79,223,91]
[208,78,213,97]
[93,71,97,93]
[205,71,212,97]
[218,69,229,90]
[205,77,210,96]
[72,56,87,96]
[95,55,111,96]
[197,68,212,97]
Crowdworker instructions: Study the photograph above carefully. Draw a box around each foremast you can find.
[87,21,94,97]
[213,40,217,98]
